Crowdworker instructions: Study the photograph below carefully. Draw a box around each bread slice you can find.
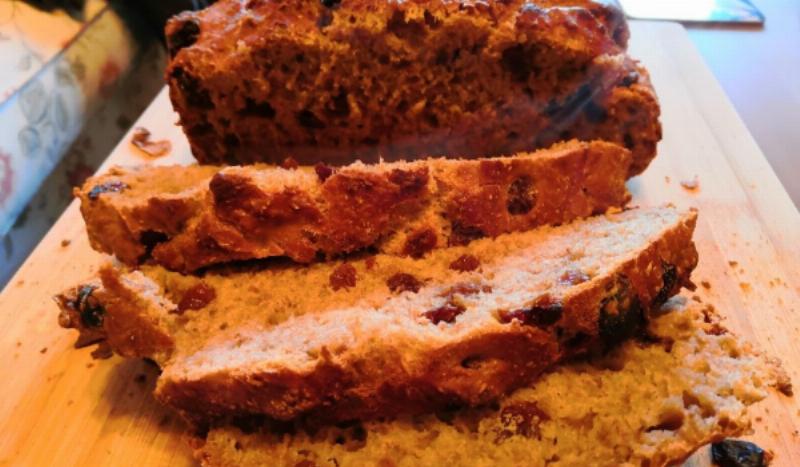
[166,0,660,174]
[57,207,698,424]
[194,301,782,467]
[77,140,632,272]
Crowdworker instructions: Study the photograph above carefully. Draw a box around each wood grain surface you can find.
[0,21,798,466]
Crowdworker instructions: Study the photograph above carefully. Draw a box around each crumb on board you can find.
[691,295,703,303]
[86,363,94,369]
[680,176,699,191]
[664,176,671,184]
[16,279,24,286]
[700,280,711,290]
[728,260,739,268]
[39,347,47,354]
[16,341,21,347]
[131,127,172,158]
[739,282,751,293]
[60,239,71,247]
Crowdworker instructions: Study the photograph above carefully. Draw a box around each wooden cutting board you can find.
[1,21,798,466]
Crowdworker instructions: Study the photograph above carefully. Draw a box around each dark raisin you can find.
[387,273,422,294]
[281,157,299,170]
[559,269,590,286]
[448,222,485,246]
[326,91,350,117]
[87,181,128,200]
[507,176,536,215]
[424,303,465,324]
[240,98,276,118]
[711,439,767,467]
[496,402,549,442]
[403,228,438,258]
[583,101,608,123]
[297,110,325,129]
[621,71,640,87]
[599,276,645,348]
[176,282,216,314]
[170,67,213,109]
[318,9,334,28]
[499,295,563,327]
[423,10,440,28]
[330,264,357,291]
[440,282,491,297]
[223,133,240,148]
[623,133,634,149]
[388,168,429,196]
[653,262,678,306]
[315,163,335,182]
[320,0,341,8]
[501,44,533,82]
[167,17,200,58]
[76,285,104,328]
[449,254,480,272]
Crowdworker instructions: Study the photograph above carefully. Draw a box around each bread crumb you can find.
[664,176,670,183]
[700,280,711,290]
[86,362,94,369]
[728,260,738,268]
[61,239,71,247]
[739,282,751,293]
[131,127,172,158]
[16,341,21,347]
[16,279,24,286]
[39,347,47,354]
[680,176,699,191]
[67,400,74,406]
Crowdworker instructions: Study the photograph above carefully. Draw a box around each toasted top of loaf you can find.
[77,140,631,272]
[57,207,699,423]
[164,0,661,169]
[195,301,781,467]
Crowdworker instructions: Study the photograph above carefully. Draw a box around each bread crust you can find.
[77,141,632,272]
[164,0,659,173]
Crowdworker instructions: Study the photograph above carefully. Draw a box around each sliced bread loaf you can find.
[58,207,698,424]
[165,0,662,171]
[194,301,782,467]
[77,140,631,272]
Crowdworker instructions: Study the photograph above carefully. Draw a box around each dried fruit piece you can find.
[403,228,437,258]
[499,295,563,327]
[496,402,550,442]
[314,163,334,182]
[387,273,422,294]
[424,303,465,324]
[177,282,216,314]
[131,127,172,158]
[449,254,480,272]
[329,263,357,291]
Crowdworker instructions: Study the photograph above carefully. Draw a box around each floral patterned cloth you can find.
[0,1,166,286]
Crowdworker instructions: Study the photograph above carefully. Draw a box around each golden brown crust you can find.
[77,141,632,272]
[154,209,697,425]
[164,0,659,172]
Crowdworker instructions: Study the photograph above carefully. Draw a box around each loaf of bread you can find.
[77,140,631,272]
[165,0,660,174]
[57,207,698,425]
[195,301,780,467]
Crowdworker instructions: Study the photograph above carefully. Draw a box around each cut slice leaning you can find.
[56,206,698,425]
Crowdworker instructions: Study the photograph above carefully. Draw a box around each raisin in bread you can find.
[57,207,698,425]
[195,301,784,467]
[77,140,632,272]
[166,0,660,174]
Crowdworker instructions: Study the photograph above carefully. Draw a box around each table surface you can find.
[1,21,799,466]
[684,0,800,208]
